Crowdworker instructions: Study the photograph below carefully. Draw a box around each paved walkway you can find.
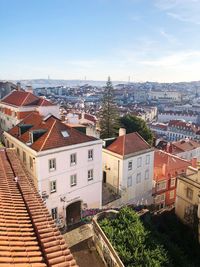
[63,224,105,267]
[63,224,93,247]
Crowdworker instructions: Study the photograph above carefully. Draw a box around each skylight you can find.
[61,130,69,138]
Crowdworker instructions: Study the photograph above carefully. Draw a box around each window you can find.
[88,149,93,161]
[51,207,57,220]
[169,190,175,199]
[136,173,141,184]
[155,193,165,203]
[7,140,10,148]
[23,151,26,164]
[186,188,193,200]
[137,157,142,167]
[29,157,33,170]
[146,155,150,165]
[88,169,93,181]
[145,169,149,180]
[128,161,132,171]
[157,181,167,191]
[170,178,176,188]
[49,158,56,171]
[50,180,56,193]
[127,176,132,187]
[70,174,77,186]
[11,143,14,148]
[17,148,20,156]
[70,153,76,165]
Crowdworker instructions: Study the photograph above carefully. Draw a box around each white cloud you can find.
[154,0,200,25]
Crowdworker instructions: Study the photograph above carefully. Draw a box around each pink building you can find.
[153,150,195,209]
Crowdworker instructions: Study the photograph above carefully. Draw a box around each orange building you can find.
[153,150,196,209]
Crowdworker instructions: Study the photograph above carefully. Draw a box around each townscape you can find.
[1,1,200,266]
[0,78,200,266]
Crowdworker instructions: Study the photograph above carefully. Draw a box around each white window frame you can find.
[170,178,176,188]
[29,156,33,170]
[137,157,142,168]
[70,174,77,187]
[23,151,26,164]
[50,180,56,193]
[186,188,193,200]
[128,160,133,171]
[136,173,141,184]
[88,169,93,181]
[146,155,150,165]
[145,169,149,180]
[49,158,56,171]
[157,180,167,191]
[155,193,165,203]
[70,153,77,166]
[127,175,132,187]
[88,149,93,161]
[51,207,58,220]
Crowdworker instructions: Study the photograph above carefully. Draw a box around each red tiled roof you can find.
[171,139,200,154]
[0,148,78,267]
[84,114,97,123]
[106,132,151,156]
[1,90,54,107]
[154,150,191,180]
[8,112,97,152]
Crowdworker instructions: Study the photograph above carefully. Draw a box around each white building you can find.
[158,111,200,124]
[0,89,60,132]
[4,112,102,227]
[102,129,154,207]
[149,91,182,103]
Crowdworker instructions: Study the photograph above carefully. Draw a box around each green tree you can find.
[99,207,168,267]
[120,114,153,145]
[99,77,119,139]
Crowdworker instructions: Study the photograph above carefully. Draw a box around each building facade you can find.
[3,112,102,227]
[176,165,200,243]
[102,129,154,207]
[153,150,193,209]
[0,89,60,131]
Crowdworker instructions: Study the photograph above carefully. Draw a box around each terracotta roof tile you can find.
[106,132,151,156]
[1,90,54,107]
[8,112,97,151]
[0,149,78,267]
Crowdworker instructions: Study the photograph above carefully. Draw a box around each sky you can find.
[1,0,200,82]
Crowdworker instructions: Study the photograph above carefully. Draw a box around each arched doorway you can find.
[66,201,81,226]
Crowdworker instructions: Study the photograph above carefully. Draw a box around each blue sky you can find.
[1,0,200,82]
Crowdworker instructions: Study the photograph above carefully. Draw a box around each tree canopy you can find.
[120,114,153,145]
[99,207,168,267]
[99,77,119,139]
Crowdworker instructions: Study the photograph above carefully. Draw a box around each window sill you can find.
[71,184,77,187]
[50,190,56,194]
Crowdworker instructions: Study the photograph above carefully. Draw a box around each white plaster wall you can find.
[102,149,154,205]
[158,113,197,123]
[37,142,102,215]
[36,105,60,119]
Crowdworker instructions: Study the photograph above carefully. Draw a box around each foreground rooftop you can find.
[0,148,78,267]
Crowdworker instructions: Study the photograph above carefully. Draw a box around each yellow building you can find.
[175,164,200,242]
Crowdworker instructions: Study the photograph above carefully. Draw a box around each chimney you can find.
[26,85,33,94]
[119,128,126,136]
[17,82,21,91]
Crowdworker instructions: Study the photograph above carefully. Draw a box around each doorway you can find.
[66,201,81,226]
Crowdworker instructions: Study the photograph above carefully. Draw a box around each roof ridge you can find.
[20,92,31,106]
[39,119,57,151]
